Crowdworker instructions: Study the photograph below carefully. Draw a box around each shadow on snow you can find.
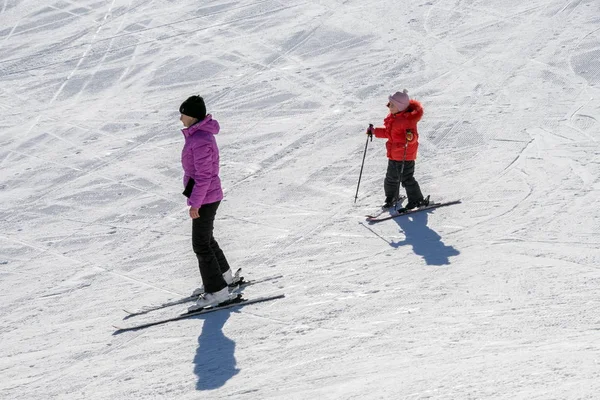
[390,211,460,265]
[193,310,240,390]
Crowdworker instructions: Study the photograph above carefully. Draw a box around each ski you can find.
[366,206,394,219]
[114,293,285,333]
[122,269,283,318]
[366,200,462,223]
[365,196,407,219]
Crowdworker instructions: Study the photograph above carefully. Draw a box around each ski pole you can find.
[394,129,411,210]
[354,124,373,203]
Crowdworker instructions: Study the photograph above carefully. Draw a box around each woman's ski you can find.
[122,269,282,318]
[114,293,285,333]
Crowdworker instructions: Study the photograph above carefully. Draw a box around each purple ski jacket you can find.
[181,115,223,207]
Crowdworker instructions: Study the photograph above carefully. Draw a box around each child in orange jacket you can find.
[368,90,427,210]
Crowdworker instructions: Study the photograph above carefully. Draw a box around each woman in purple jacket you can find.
[179,95,233,311]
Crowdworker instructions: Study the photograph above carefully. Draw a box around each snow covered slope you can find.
[1,0,599,398]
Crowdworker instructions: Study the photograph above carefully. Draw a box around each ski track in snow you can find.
[1,0,600,399]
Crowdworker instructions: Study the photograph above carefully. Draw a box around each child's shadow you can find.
[193,310,240,390]
[391,211,459,265]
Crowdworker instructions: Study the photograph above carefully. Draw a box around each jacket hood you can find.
[182,114,220,137]
[405,99,422,114]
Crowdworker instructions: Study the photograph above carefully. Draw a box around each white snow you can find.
[1,0,600,398]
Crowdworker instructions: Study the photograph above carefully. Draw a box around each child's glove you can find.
[366,124,374,136]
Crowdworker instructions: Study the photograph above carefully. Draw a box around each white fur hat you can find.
[388,89,409,111]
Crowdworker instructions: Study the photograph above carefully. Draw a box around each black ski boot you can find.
[404,195,430,210]
[382,195,405,209]
[382,197,396,209]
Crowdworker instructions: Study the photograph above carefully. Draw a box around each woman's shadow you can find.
[390,211,459,265]
[193,310,239,390]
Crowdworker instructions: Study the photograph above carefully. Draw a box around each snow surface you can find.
[1,0,600,398]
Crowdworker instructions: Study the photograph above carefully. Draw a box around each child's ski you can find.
[365,196,407,219]
[366,200,461,223]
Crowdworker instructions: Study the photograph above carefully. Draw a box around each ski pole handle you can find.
[366,124,374,140]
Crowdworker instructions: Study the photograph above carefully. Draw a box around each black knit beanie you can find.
[179,95,206,120]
